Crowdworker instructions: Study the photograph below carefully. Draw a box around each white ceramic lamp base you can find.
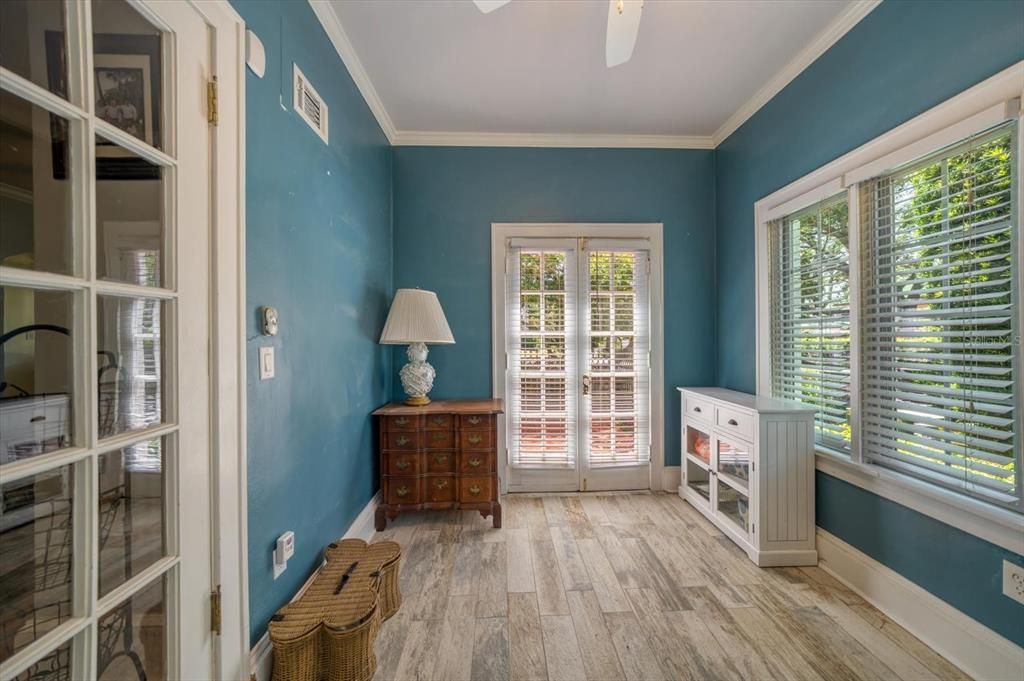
[399,342,436,406]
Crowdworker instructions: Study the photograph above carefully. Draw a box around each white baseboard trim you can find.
[816,528,1024,681]
[249,491,382,681]
[661,466,680,493]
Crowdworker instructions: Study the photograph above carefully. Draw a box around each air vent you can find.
[293,64,328,144]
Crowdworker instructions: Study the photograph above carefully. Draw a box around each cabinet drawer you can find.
[386,452,421,476]
[426,451,455,474]
[385,415,420,431]
[384,431,422,451]
[425,414,453,430]
[460,414,494,430]
[386,477,421,505]
[425,430,454,450]
[684,395,713,423]
[458,476,492,503]
[425,475,455,503]
[715,405,754,441]
[459,451,493,474]
[459,429,493,450]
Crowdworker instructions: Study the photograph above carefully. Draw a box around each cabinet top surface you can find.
[677,387,816,414]
[372,398,504,416]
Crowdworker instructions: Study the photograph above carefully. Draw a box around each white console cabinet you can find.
[678,387,817,567]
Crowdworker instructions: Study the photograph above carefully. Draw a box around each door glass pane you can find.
[91,0,164,150]
[98,438,166,597]
[717,479,749,534]
[0,466,74,661]
[97,295,164,438]
[0,0,67,99]
[97,575,165,681]
[11,637,71,681]
[685,425,710,465]
[0,287,74,462]
[95,134,164,286]
[685,461,710,503]
[0,90,74,275]
[717,438,750,484]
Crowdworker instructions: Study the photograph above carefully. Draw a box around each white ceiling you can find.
[322,0,876,146]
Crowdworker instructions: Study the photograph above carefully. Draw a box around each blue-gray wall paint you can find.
[392,147,716,467]
[714,0,1024,645]
[230,0,392,645]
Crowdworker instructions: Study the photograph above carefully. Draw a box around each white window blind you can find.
[769,195,852,451]
[507,242,578,467]
[861,121,1019,506]
[584,246,651,467]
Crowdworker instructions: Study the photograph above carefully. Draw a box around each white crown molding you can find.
[393,130,715,149]
[308,0,396,144]
[711,0,881,146]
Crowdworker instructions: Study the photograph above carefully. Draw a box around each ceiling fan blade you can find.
[473,0,512,13]
[606,0,643,68]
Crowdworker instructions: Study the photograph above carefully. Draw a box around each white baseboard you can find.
[661,465,680,492]
[249,491,381,681]
[816,528,1024,681]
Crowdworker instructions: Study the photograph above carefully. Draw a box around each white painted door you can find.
[0,1,215,679]
[505,238,652,492]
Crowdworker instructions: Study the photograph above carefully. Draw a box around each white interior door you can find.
[0,1,215,679]
[505,238,652,492]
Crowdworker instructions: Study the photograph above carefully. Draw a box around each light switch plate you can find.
[259,346,275,380]
[1003,560,1024,605]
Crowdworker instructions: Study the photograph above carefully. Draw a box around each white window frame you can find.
[754,61,1024,554]
[491,223,666,492]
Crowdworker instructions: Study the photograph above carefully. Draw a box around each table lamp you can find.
[379,288,455,405]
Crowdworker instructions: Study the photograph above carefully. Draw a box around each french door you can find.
[505,238,652,492]
[0,1,216,679]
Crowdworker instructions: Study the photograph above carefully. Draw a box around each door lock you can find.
[582,374,591,395]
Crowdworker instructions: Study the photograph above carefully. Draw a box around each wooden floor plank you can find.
[594,525,649,589]
[541,614,587,681]
[576,538,632,612]
[578,494,610,526]
[433,605,477,681]
[507,528,537,593]
[549,525,592,591]
[472,617,510,681]
[566,589,626,681]
[791,605,902,680]
[543,495,570,527]
[604,610,668,681]
[509,592,548,681]
[562,496,596,539]
[681,586,776,681]
[392,619,443,681]
[476,540,509,618]
[531,535,570,616]
[729,604,827,681]
[850,604,972,681]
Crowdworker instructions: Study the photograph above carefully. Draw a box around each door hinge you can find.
[207,76,219,126]
[210,584,222,635]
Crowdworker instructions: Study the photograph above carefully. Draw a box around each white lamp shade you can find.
[379,288,455,345]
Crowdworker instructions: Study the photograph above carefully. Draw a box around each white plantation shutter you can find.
[507,240,578,467]
[860,122,1019,506]
[769,196,852,451]
[584,243,651,467]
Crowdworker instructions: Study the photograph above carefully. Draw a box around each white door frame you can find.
[491,223,665,493]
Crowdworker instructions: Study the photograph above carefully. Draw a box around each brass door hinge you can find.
[210,584,222,635]
[207,76,218,126]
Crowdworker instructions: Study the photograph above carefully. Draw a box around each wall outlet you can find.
[273,531,295,580]
[1003,560,1024,605]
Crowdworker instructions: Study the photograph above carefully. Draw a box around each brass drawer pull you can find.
[468,484,482,496]
[467,434,483,445]
[396,485,410,498]
[396,436,410,446]
[395,459,411,470]
[435,479,449,489]
[395,417,408,426]
[468,458,482,468]
[431,416,447,425]
[467,416,482,425]
[433,453,449,465]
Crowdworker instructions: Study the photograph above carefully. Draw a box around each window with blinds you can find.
[507,244,578,467]
[769,196,852,451]
[585,248,651,467]
[861,122,1019,506]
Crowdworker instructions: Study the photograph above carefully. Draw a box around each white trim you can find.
[816,452,1024,555]
[392,130,714,149]
[491,223,665,492]
[307,0,396,144]
[661,465,681,493]
[711,0,881,146]
[249,492,381,681]
[816,529,1024,681]
[763,177,844,222]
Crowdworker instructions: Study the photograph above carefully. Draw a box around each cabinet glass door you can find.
[716,478,750,535]
[716,436,750,489]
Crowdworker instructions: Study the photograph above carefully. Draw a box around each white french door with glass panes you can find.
[0,1,217,680]
[505,238,652,492]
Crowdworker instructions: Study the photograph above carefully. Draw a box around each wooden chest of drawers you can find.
[372,399,503,530]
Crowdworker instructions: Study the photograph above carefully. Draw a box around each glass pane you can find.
[0,287,74,462]
[97,295,164,438]
[97,575,165,681]
[519,253,540,290]
[0,466,74,661]
[717,480,749,534]
[11,637,71,681]
[0,0,67,99]
[95,134,164,286]
[0,90,74,275]
[98,438,166,598]
[685,425,709,465]
[543,253,564,290]
[685,460,710,503]
[717,438,751,484]
[91,0,164,150]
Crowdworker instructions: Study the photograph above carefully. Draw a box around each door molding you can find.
[491,223,665,492]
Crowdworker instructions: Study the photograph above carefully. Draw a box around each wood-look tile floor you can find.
[370,493,970,681]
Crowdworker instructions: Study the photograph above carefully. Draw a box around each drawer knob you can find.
[693,407,702,413]
[396,486,410,498]
[468,457,482,468]
[727,419,739,426]
[395,459,411,470]
[468,484,482,496]
[396,436,410,446]
[468,416,482,425]
[433,454,449,464]
[395,417,408,426]
[431,416,447,425]
[435,479,448,489]
[467,434,483,445]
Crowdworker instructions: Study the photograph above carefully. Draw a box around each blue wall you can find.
[231,0,392,645]
[714,0,1024,645]
[392,147,716,467]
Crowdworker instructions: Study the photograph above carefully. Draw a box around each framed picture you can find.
[46,31,162,180]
